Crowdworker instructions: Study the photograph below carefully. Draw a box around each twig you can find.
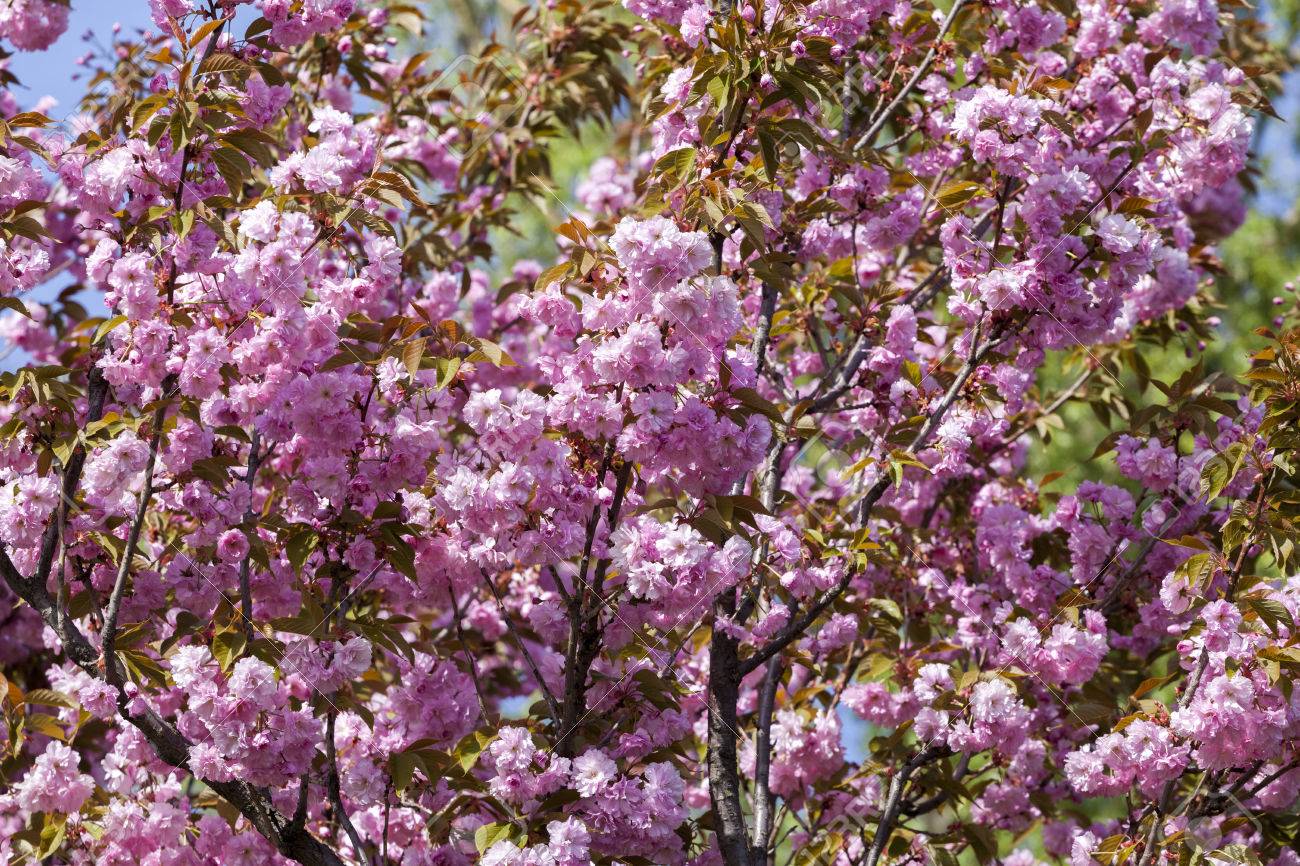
[238,428,267,640]
[852,0,968,151]
[480,570,563,723]
[100,396,168,684]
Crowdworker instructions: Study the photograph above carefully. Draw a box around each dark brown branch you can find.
[751,282,779,377]
[0,545,345,866]
[865,747,950,866]
[326,710,373,866]
[1134,648,1212,866]
[34,365,108,593]
[994,367,1092,455]
[557,458,633,755]
[480,569,562,724]
[708,587,752,866]
[100,395,168,684]
[451,588,492,722]
[742,325,1003,676]
[238,428,267,640]
[902,754,970,817]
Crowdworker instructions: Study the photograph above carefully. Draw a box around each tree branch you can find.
[238,428,267,640]
[100,396,168,684]
[34,365,108,594]
[852,0,968,151]
[708,587,752,866]
[865,747,950,866]
[0,544,346,866]
[742,324,1003,676]
[751,655,781,864]
[481,569,563,725]
[751,282,779,377]
[558,458,633,754]
[326,710,373,866]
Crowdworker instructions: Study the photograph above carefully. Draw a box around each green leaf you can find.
[474,822,515,855]
[25,712,68,740]
[94,315,127,343]
[390,750,420,793]
[453,729,494,772]
[132,94,170,130]
[869,598,903,623]
[4,214,50,241]
[285,528,319,573]
[0,296,31,318]
[936,180,988,210]
[757,127,779,182]
[1200,443,1245,501]
[383,532,418,581]
[347,207,395,238]
[119,649,168,687]
[38,813,68,858]
[212,146,251,195]
[222,128,278,166]
[211,630,248,671]
[1174,552,1215,587]
[23,688,74,709]
[652,146,695,182]
[435,356,462,389]
[467,338,515,367]
[1241,596,1294,638]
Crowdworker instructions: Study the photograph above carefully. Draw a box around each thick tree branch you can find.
[865,747,950,866]
[326,710,373,866]
[751,282,779,376]
[558,458,633,754]
[708,587,752,866]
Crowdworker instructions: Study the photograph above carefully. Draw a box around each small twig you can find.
[853,0,968,151]
[451,589,492,722]
[480,570,563,723]
[101,396,168,684]
[238,428,267,640]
